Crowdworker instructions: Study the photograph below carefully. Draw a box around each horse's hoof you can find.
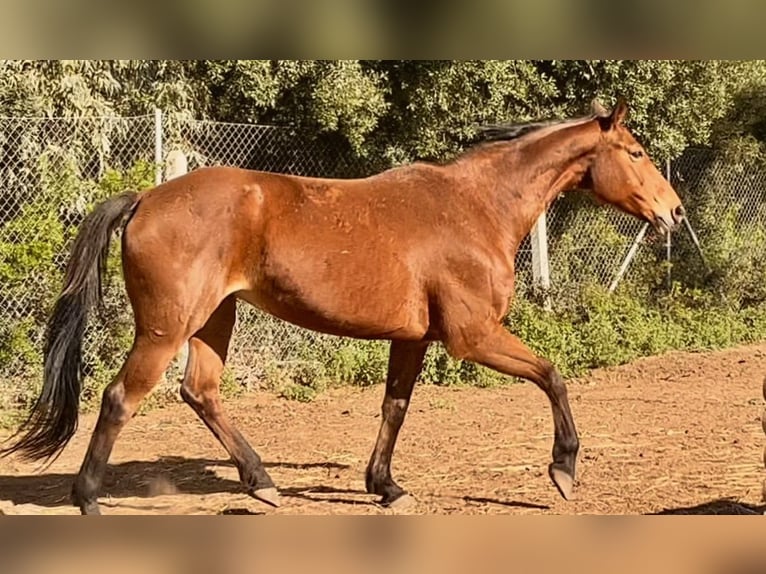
[549,465,575,501]
[252,487,281,508]
[384,493,415,510]
[78,502,102,515]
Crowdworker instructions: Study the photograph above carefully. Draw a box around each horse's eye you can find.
[629,150,644,160]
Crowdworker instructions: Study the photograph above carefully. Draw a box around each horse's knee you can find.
[180,383,205,410]
[544,365,572,403]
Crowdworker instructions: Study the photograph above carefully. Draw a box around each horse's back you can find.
[121,162,507,342]
[121,165,440,339]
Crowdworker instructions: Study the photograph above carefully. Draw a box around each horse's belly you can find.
[236,277,429,341]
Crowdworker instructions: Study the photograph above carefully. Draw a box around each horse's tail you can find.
[1,191,140,462]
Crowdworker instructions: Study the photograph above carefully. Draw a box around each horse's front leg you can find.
[365,340,430,507]
[444,322,579,500]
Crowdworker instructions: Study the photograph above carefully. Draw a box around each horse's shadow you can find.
[650,498,765,515]
[0,456,356,508]
[9,458,749,514]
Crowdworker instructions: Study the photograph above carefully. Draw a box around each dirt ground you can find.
[1,343,766,515]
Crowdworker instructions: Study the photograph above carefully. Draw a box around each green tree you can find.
[1,60,761,165]
[540,60,766,160]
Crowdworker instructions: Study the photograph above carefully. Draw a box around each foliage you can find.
[665,143,766,310]
[0,60,206,119]
[0,160,154,424]
[360,60,558,164]
[542,60,765,159]
[2,60,764,166]
[3,60,766,418]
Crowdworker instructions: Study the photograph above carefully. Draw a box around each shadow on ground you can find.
[461,495,550,510]
[651,498,765,515]
[0,456,351,507]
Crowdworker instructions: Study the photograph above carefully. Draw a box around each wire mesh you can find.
[1,114,759,390]
[0,116,155,397]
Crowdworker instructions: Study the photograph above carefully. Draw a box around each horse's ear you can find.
[590,98,609,118]
[611,97,628,126]
[597,97,628,131]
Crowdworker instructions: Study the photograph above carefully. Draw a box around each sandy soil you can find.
[1,343,765,515]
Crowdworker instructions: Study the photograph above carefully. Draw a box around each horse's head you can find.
[584,99,684,234]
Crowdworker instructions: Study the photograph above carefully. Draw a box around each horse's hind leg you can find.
[179,296,278,507]
[72,335,182,515]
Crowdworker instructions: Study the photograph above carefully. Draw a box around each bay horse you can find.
[2,98,685,514]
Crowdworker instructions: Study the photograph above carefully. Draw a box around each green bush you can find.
[0,159,155,424]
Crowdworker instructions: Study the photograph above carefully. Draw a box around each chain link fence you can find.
[671,147,766,226]
[0,115,156,404]
[1,112,763,393]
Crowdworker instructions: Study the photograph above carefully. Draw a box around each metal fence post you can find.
[608,222,649,293]
[530,211,552,310]
[154,108,163,186]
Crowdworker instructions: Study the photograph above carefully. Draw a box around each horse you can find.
[1,98,685,514]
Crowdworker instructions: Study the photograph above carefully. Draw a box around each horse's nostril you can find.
[673,205,686,222]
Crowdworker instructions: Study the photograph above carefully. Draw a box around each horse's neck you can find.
[481,125,597,246]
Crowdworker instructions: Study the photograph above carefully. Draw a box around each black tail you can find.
[2,191,139,462]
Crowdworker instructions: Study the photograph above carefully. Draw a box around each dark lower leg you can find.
[72,340,177,514]
[180,297,276,503]
[544,369,579,499]
[449,325,579,499]
[180,384,275,494]
[71,381,128,515]
[365,341,428,505]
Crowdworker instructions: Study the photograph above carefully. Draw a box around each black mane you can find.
[473,115,594,144]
